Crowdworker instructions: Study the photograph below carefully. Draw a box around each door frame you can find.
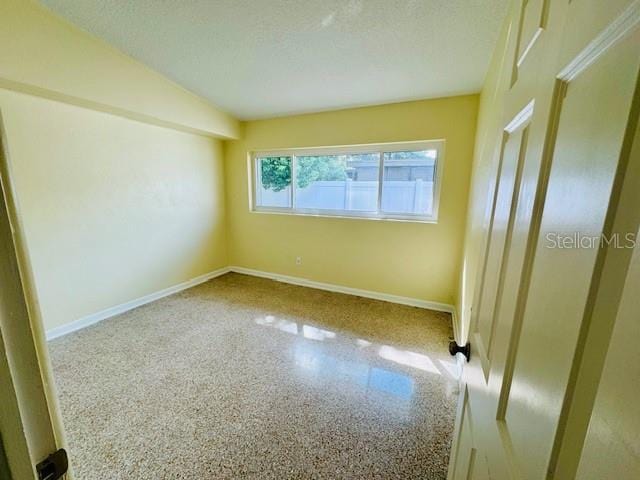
[0,110,70,479]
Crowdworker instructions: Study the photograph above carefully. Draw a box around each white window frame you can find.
[249,140,445,223]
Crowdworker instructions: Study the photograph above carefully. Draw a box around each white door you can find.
[0,118,67,477]
[449,0,640,478]
[575,226,640,479]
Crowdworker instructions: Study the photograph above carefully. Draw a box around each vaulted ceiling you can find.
[40,0,509,119]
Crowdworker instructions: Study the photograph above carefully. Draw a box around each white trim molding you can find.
[229,266,455,314]
[557,0,640,83]
[46,265,455,340]
[46,267,230,340]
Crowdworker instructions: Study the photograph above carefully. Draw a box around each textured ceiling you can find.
[40,0,509,120]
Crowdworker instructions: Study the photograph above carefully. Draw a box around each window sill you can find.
[250,208,438,224]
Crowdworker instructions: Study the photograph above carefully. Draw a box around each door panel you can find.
[452,393,474,480]
[449,0,640,479]
[451,389,493,480]
[516,0,548,68]
[504,24,640,480]
[512,0,549,85]
[472,104,533,379]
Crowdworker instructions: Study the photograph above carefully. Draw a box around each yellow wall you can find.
[224,96,479,306]
[0,0,234,332]
[0,89,228,331]
[1,0,479,334]
[0,0,239,139]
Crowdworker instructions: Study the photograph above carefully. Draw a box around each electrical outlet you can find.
[295,256,302,265]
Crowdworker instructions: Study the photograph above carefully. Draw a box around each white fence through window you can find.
[258,179,433,215]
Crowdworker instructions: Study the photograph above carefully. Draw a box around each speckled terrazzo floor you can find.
[49,273,459,479]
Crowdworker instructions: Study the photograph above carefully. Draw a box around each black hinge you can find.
[36,449,68,480]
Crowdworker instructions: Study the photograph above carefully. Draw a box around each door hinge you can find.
[36,449,68,480]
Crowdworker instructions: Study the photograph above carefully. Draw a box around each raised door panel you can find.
[517,0,548,65]
[450,389,494,480]
[451,393,475,480]
[472,104,533,379]
[512,0,549,84]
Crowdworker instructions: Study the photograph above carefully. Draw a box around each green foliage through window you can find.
[259,157,291,192]
[259,155,354,191]
[296,156,347,188]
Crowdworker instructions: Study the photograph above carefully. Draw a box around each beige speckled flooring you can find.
[49,273,458,479]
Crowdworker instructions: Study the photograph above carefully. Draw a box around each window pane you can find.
[381,150,436,216]
[256,156,292,208]
[295,153,379,211]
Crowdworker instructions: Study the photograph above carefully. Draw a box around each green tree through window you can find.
[260,155,352,191]
[259,157,291,192]
[259,151,433,192]
[296,156,347,188]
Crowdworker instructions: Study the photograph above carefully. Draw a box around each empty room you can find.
[1,0,638,479]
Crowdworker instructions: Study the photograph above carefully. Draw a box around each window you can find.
[252,141,443,222]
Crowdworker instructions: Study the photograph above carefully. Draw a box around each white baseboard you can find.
[47,265,455,341]
[46,267,230,340]
[228,266,455,315]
